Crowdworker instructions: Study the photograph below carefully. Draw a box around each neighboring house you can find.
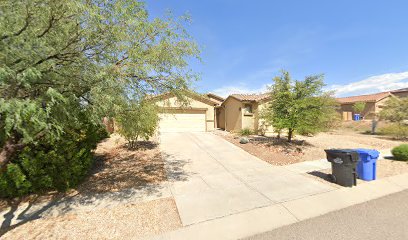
[336,92,392,120]
[218,93,272,133]
[336,88,408,121]
[153,92,220,132]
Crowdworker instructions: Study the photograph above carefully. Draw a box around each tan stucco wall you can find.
[242,113,255,130]
[241,101,255,130]
[216,107,225,129]
[223,97,243,132]
[222,98,275,134]
[256,101,274,134]
[156,96,215,131]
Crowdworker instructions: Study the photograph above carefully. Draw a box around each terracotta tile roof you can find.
[148,91,219,105]
[206,93,225,104]
[230,93,271,102]
[336,92,391,104]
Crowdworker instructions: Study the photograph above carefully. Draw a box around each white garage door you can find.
[159,110,206,132]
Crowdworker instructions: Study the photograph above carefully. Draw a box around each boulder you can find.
[240,137,249,144]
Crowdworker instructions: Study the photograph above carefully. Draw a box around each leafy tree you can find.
[264,71,339,142]
[117,101,159,149]
[352,101,366,114]
[380,96,408,124]
[0,0,199,168]
[379,96,408,138]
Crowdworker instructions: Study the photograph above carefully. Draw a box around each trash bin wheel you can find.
[329,174,336,183]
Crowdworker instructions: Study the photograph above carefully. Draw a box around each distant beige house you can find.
[336,92,392,120]
[336,88,408,120]
[217,93,273,133]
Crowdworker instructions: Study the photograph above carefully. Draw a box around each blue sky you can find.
[147,0,408,97]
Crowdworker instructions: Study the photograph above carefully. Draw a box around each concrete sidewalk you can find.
[151,132,408,240]
[151,173,408,240]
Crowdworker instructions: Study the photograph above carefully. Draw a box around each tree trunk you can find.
[371,118,378,135]
[0,139,25,169]
[287,129,294,142]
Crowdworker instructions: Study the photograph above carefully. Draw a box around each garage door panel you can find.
[159,111,206,132]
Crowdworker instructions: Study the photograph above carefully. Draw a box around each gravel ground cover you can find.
[2,197,181,240]
[1,135,182,239]
[215,130,406,165]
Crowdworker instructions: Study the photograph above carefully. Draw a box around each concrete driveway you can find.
[160,132,334,226]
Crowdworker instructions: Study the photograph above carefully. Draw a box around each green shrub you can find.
[0,123,108,198]
[239,128,253,136]
[117,101,159,149]
[392,144,408,161]
[378,124,408,139]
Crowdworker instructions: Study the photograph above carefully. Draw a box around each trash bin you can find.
[325,149,360,187]
[355,149,380,181]
[354,114,361,121]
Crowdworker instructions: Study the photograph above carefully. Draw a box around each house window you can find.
[244,104,253,114]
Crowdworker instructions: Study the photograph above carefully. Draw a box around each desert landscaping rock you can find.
[215,130,406,166]
[2,198,181,240]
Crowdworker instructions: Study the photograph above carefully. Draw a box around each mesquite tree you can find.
[0,0,199,168]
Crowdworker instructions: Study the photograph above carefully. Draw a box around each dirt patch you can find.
[377,159,408,178]
[78,134,166,194]
[0,134,167,211]
[1,134,179,239]
[298,131,406,161]
[216,133,304,165]
[2,197,181,240]
[215,130,406,166]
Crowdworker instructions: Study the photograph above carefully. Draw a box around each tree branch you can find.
[0,5,31,41]
[37,14,55,38]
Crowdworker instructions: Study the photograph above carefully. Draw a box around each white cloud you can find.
[328,71,408,97]
[212,71,408,98]
[211,84,270,98]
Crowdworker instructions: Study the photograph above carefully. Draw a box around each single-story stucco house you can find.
[152,92,273,133]
[336,88,408,120]
[153,92,223,132]
[216,93,272,133]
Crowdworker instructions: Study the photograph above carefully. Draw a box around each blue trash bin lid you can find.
[355,149,380,159]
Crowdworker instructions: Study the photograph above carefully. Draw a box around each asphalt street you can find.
[245,190,408,240]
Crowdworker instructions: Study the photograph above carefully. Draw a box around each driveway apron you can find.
[160,132,334,226]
